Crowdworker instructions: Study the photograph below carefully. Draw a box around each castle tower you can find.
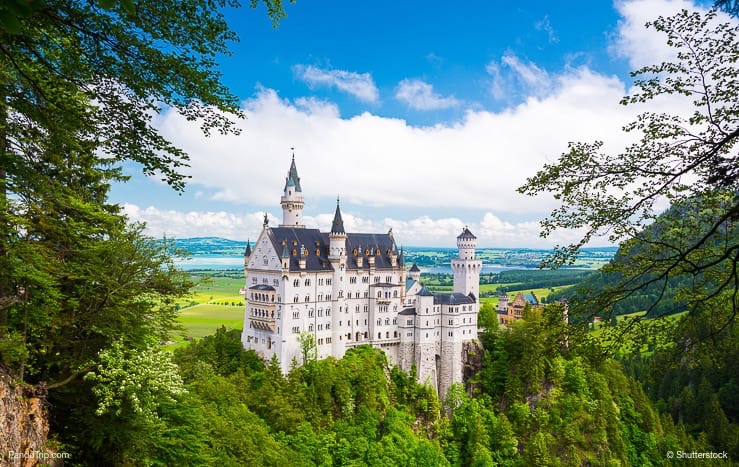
[408,262,421,282]
[280,154,305,228]
[328,198,346,259]
[451,227,482,298]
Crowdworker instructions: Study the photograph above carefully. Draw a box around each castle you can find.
[241,156,482,396]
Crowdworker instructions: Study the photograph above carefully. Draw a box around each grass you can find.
[176,273,245,309]
[167,302,244,350]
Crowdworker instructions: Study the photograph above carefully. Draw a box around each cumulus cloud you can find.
[293,65,379,102]
[134,0,707,247]
[123,203,596,248]
[395,79,461,110]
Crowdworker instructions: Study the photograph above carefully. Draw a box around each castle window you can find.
[326,278,332,285]
[281,240,287,246]
[315,249,320,256]
[304,279,310,286]
[293,240,298,246]
[294,296,299,303]
[318,309,323,317]
[305,295,310,302]
[407,319,413,325]
[386,332,389,338]
[308,324,314,331]
[353,248,358,256]
[377,319,381,325]
[364,248,370,256]
[292,249,297,256]
[293,279,299,287]
[326,323,330,330]
[326,308,331,316]
[292,312,299,319]
[394,331,397,338]
[378,332,381,339]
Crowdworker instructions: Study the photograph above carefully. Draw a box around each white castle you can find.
[241,156,482,396]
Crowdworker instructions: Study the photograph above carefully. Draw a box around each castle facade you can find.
[241,156,481,395]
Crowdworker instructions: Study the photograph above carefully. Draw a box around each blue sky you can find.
[112,0,721,247]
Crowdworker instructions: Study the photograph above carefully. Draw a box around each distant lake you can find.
[175,255,243,271]
[175,257,535,273]
[422,265,533,274]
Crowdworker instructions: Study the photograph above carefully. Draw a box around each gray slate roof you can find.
[265,227,399,273]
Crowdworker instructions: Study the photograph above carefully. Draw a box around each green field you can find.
[167,303,244,349]
[176,272,245,308]
[168,271,246,349]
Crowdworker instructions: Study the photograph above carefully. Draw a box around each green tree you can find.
[518,9,739,326]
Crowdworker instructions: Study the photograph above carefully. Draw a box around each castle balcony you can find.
[249,316,276,332]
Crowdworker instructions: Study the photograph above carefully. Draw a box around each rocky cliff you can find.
[0,365,57,466]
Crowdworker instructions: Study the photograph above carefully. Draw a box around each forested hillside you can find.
[48,312,718,465]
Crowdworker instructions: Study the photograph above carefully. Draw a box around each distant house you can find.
[497,291,541,325]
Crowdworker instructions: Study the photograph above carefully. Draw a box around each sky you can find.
[112,0,721,248]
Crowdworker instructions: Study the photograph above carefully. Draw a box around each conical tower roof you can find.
[330,197,345,235]
[457,227,476,239]
[284,154,302,192]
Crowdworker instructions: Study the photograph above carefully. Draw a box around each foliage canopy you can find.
[519,9,739,324]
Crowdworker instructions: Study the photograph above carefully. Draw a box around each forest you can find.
[1,1,738,465]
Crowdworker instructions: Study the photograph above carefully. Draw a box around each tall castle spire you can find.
[330,196,345,235]
[280,151,305,228]
[329,196,347,260]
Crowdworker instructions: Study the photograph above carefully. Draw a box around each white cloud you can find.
[535,15,559,44]
[395,79,461,110]
[500,53,552,96]
[610,0,727,70]
[293,65,379,102]
[123,203,596,248]
[137,0,707,247]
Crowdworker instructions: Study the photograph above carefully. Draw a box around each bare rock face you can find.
[462,340,484,395]
[0,366,58,466]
